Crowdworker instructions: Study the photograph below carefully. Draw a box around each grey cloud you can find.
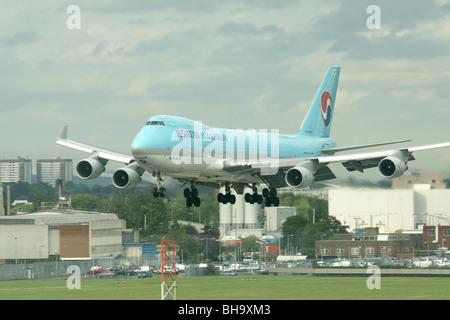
[308,0,450,60]
[1,30,40,47]
[87,0,226,14]
[217,21,284,37]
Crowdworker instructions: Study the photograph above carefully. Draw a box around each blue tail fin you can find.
[297,66,340,138]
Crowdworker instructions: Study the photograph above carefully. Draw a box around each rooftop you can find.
[0,210,120,226]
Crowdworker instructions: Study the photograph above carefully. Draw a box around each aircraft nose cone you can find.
[131,130,149,158]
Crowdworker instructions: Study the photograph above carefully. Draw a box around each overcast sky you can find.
[1,1,450,180]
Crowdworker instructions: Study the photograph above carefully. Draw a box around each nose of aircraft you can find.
[131,128,149,158]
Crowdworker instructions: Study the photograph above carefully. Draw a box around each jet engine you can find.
[112,163,144,189]
[285,165,314,188]
[378,156,408,179]
[76,157,106,179]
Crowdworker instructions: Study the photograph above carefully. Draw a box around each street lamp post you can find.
[287,235,293,256]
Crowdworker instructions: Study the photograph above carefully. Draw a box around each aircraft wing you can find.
[252,141,450,171]
[249,141,450,188]
[318,141,450,169]
[56,125,134,164]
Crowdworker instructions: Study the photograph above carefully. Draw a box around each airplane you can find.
[57,65,450,208]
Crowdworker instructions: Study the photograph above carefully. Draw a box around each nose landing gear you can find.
[152,172,167,198]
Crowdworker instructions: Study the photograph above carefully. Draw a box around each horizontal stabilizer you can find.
[322,139,411,154]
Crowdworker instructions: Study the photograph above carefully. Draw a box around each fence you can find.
[0,257,161,281]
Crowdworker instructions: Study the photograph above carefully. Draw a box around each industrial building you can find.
[265,206,297,234]
[329,188,450,232]
[317,174,450,259]
[391,173,447,190]
[218,186,297,253]
[0,210,125,264]
[219,187,263,239]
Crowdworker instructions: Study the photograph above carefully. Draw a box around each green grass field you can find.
[1,275,449,300]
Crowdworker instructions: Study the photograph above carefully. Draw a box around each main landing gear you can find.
[217,184,236,205]
[245,186,279,207]
[244,184,263,205]
[218,184,280,207]
[262,188,280,207]
[184,183,201,208]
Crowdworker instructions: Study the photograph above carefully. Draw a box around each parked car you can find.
[88,266,106,275]
[97,271,114,278]
[134,265,150,273]
[138,271,150,278]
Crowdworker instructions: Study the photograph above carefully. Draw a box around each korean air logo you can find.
[320,91,332,127]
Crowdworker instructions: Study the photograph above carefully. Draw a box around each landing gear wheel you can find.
[159,187,167,197]
[184,184,201,207]
[272,197,280,207]
[270,188,277,198]
[262,187,279,207]
[153,187,160,197]
[217,185,236,205]
[256,194,263,204]
[244,184,264,205]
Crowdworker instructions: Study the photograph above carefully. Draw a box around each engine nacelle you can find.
[76,158,106,179]
[378,156,408,179]
[285,165,314,188]
[112,165,142,189]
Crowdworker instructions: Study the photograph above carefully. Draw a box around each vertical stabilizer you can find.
[297,66,340,138]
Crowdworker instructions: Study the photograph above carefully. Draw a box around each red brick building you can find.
[315,227,422,258]
[422,225,450,249]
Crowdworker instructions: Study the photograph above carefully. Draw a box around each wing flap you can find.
[314,165,336,181]
[342,157,385,173]
[322,139,411,154]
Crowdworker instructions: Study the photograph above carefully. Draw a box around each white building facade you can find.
[36,158,73,187]
[0,158,32,184]
[329,188,450,232]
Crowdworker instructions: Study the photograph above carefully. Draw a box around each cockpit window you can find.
[146,121,165,126]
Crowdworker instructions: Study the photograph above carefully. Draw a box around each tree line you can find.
[3,181,347,260]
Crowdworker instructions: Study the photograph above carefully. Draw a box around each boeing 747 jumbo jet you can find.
[57,66,450,207]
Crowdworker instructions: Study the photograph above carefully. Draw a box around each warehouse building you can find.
[329,188,450,232]
[0,210,125,264]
